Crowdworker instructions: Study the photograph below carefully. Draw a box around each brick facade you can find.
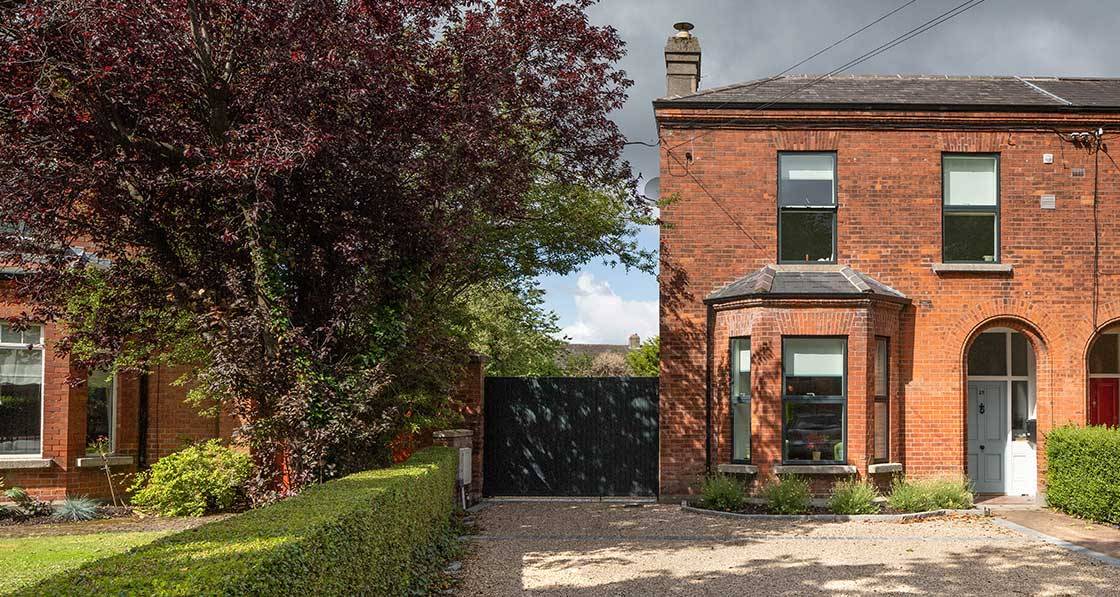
[1,284,234,500]
[657,107,1120,497]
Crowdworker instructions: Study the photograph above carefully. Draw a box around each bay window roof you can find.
[706,264,908,304]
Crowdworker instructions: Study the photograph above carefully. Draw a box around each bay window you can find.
[782,337,846,463]
[730,337,750,462]
[0,323,43,456]
[943,154,999,263]
[779,152,836,263]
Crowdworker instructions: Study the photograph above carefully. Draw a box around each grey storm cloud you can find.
[587,0,1120,184]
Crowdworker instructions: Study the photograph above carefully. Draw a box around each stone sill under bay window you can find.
[717,463,758,475]
[0,458,52,469]
[76,456,134,468]
[773,464,857,475]
[868,462,903,474]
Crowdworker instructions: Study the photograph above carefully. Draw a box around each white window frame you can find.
[86,370,118,455]
[0,323,45,459]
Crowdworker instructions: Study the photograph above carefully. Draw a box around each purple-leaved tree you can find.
[0,0,641,497]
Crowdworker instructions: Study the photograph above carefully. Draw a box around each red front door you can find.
[1089,378,1120,427]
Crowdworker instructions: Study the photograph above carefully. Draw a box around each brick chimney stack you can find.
[664,22,700,97]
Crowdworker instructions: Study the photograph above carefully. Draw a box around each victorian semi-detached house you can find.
[657,24,1120,498]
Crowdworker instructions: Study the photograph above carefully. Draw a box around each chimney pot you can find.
[664,23,701,97]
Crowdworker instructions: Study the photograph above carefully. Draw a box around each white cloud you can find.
[559,273,658,345]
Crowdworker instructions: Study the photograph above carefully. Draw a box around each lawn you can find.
[0,531,169,594]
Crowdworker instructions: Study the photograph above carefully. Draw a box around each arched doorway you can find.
[965,327,1037,496]
[1088,329,1120,427]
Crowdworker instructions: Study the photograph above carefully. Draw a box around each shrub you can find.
[1046,424,1120,525]
[761,475,811,514]
[21,447,458,597]
[5,486,53,517]
[53,496,101,522]
[827,478,879,515]
[888,477,973,513]
[700,474,746,511]
[128,440,252,516]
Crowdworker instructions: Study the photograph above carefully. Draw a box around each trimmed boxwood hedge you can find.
[20,446,458,596]
[1046,425,1120,525]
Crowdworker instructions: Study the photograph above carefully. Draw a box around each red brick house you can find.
[657,24,1120,499]
[0,278,235,501]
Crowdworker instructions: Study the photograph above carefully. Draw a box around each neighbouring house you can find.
[564,333,645,365]
[657,23,1120,498]
[0,274,235,501]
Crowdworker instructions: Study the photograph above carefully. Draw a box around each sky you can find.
[539,0,1120,344]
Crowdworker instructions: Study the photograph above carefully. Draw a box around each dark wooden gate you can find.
[483,377,659,497]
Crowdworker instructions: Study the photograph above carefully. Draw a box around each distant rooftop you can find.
[655,75,1120,111]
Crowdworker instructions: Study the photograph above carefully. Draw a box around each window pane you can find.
[1011,333,1029,377]
[875,338,889,397]
[944,212,996,262]
[874,400,889,461]
[779,153,835,207]
[87,370,114,451]
[784,401,844,462]
[731,338,750,399]
[0,324,41,345]
[968,333,1007,376]
[0,348,43,455]
[780,210,834,263]
[784,338,844,376]
[1012,381,1029,439]
[944,156,997,206]
[1089,335,1119,374]
[732,402,750,461]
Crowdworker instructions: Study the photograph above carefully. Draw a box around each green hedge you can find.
[21,446,458,596]
[1046,425,1120,525]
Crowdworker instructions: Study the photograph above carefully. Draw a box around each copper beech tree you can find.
[0,0,645,496]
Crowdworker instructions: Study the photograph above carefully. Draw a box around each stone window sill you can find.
[76,456,134,468]
[774,464,857,475]
[931,263,1012,274]
[868,462,903,474]
[0,458,52,469]
[717,463,758,475]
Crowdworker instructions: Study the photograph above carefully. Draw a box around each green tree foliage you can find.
[626,336,659,377]
[459,283,564,377]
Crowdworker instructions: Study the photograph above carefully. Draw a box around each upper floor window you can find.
[779,152,836,263]
[0,323,43,457]
[943,154,999,263]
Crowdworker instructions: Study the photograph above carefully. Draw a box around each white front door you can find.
[967,381,1007,494]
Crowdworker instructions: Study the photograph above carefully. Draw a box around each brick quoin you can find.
[657,108,1120,498]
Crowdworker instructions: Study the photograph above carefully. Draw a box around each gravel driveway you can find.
[457,502,1117,596]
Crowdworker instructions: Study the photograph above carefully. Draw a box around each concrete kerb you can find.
[682,502,987,522]
[992,518,1120,568]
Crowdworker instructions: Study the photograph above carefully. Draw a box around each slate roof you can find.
[656,75,1120,111]
[706,264,907,304]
